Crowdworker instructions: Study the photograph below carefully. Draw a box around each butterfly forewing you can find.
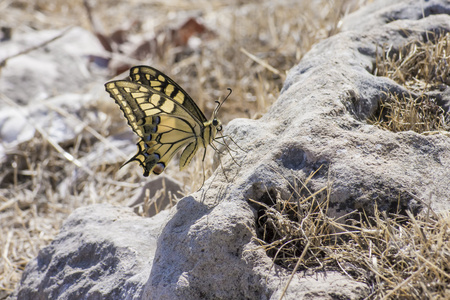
[106,81,200,134]
[105,66,221,176]
[129,66,207,123]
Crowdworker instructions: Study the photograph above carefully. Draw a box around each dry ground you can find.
[2,1,448,299]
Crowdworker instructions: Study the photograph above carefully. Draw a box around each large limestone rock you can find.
[14,0,450,299]
[14,205,168,299]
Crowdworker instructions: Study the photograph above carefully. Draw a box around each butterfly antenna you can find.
[213,88,232,117]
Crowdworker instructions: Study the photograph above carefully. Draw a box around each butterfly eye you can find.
[212,119,222,131]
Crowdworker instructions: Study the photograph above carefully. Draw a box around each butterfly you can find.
[105,65,228,176]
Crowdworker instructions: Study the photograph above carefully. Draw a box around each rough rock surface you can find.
[14,0,450,299]
[13,205,168,299]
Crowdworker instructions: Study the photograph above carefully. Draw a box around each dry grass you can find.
[251,172,450,299]
[247,24,450,299]
[0,0,369,297]
[371,32,450,133]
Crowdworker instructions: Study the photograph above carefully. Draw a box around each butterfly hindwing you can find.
[130,114,201,176]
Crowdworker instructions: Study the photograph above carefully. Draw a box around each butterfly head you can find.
[212,118,222,132]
